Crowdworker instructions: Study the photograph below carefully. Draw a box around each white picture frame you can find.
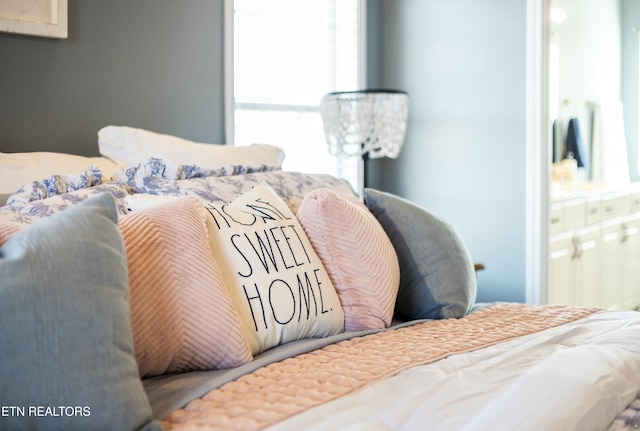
[0,0,68,39]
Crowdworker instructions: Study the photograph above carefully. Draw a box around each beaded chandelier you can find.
[320,89,409,196]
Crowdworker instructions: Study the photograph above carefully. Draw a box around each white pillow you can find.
[98,126,285,169]
[205,183,345,355]
[0,152,123,194]
[125,193,178,211]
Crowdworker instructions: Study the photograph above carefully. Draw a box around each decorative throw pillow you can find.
[119,197,252,377]
[0,193,161,431]
[0,151,122,194]
[297,188,400,331]
[98,125,285,169]
[364,188,477,320]
[205,183,345,354]
[118,170,358,216]
[0,182,130,226]
[0,222,21,245]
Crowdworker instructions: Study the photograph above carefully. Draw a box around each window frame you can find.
[223,0,367,148]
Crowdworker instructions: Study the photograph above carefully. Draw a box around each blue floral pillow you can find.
[7,165,104,206]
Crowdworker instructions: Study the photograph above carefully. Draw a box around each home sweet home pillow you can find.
[205,183,345,354]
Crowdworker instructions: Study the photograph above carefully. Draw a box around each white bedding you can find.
[269,309,640,431]
[4,151,640,431]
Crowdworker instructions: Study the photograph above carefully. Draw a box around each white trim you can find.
[526,0,551,304]
[223,0,235,146]
[637,29,640,177]
[358,0,367,88]
[235,103,320,112]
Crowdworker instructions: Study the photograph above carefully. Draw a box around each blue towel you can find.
[552,119,561,163]
[564,117,589,168]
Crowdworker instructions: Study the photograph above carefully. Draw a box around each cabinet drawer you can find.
[585,197,602,225]
[562,199,586,230]
[549,203,564,235]
[631,192,640,214]
[600,193,630,220]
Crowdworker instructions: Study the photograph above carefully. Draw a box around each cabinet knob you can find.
[621,223,635,243]
[571,237,583,260]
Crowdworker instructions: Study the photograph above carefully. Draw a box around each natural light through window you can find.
[229,0,363,189]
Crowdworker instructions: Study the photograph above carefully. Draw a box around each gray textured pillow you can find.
[364,188,476,320]
[0,193,161,431]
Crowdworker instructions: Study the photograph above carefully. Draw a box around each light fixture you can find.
[550,7,566,24]
[320,89,410,197]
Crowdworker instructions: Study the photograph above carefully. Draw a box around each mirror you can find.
[549,0,639,188]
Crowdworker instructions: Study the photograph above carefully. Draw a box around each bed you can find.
[1,126,640,431]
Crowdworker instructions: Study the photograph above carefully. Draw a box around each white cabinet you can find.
[622,216,640,310]
[549,184,640,309]
[625,192,640,310]
[549,233,575,305]
[549,226,600,306]
[600,221,625,309]
[573,227,601,306]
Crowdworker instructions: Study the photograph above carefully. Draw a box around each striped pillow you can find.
[297,188,400,332]
[120,197,252,377]
[0,223,22,244]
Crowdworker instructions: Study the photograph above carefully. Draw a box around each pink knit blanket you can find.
[162,303,599,431]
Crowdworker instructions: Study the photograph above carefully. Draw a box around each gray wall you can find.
[0,1,225,155]
[1,0,531,303]
[374,0,529,302]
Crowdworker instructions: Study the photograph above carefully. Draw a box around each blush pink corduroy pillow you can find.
[0,224,22,245]
[120,197,252,377]
[297,188,400,332]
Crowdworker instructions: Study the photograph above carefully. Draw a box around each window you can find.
[225,0,365,189]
